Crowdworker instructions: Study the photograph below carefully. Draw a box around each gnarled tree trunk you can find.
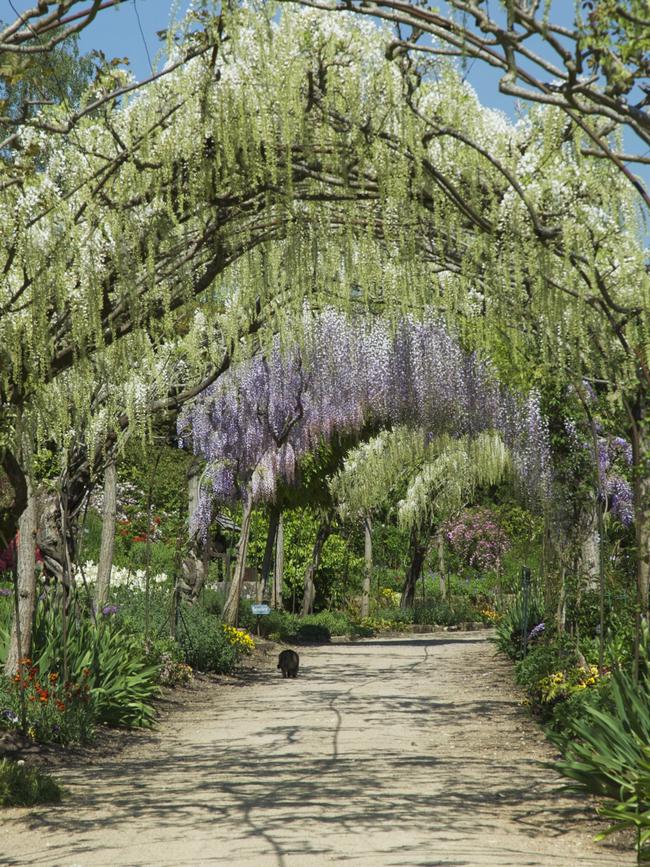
[436,530,447,600]
[579,495,600,592]
[222,495,253,626]
[181,456,207,600]
[94,457,117,610]
[301,519,332,616]
[361,515,372,618]
[0,449,27,553]
[261,505,280,601]
[401,528,427,610]
[4,477,37,676]
[631,398,650,619]
[273,512,284,610]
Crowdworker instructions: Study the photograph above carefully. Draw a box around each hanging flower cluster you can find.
[564,419,634,526]
[599,436,634,526]
[180,309,551,534]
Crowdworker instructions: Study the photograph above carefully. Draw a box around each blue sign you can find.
[251,603,271,616]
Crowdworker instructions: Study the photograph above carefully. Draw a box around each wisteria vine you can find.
[564,418,634,526]
[179,309,551,535]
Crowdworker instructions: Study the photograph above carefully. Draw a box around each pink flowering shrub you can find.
[444,508,511,573]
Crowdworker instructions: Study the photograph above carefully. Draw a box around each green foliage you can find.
[247,507,364,609]
[82,509,178,577]
[294,623,331,644]
[554,667,650,862]
[30,594,160,729]
[261,610,336,642]
[0,759,63,808]
[578,0,649,96]
[411,596,483,626]
[114,585,244,675]
[352,616,409,636]
[176,604,239,673]
[118,439,193,545]
[493,592,545,659]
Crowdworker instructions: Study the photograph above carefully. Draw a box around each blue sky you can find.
[4,0,554,115]
[4,0,649,195]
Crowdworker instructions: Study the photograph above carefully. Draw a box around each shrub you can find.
[303,610,351,636]
[158,655,193,687]
[350,622,375,638]
[554,667,650,863]
[0,759,63,807]
[294,623,330,644]
[493,592,544,659]
[352,616,408,635]
[177,604,239,673]
[372,606,411,627]
[261,610,351,642]
[412,596,481,626]
[222,625,255,654]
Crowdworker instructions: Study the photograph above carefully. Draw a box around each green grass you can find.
[0,759,63,807]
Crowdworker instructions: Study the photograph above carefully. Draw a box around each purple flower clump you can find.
[101,604,120,617]
[528,622,545,642]
[180,308,553,535]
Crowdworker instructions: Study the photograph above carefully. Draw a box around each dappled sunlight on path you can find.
[0,634,630,866]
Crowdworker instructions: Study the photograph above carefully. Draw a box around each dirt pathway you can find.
[1,632,630,866]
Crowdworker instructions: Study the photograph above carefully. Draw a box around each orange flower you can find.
[17,657,32,666]
[49,672,59,683]
[12,673,20,683]
[55,700,65,712]
[82,667,91,678]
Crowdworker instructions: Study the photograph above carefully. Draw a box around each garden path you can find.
[0,632,631,866]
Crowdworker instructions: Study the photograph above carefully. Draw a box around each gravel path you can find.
[1,632,631,866]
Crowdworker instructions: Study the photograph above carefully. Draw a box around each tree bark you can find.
[579,496,601,592]
[222,495,253,626]
[181,456,207,600]
[556,562,567,634]
[187,456,202,536]
[0,449,27,552]
[630,393,650,619]
[4,477,37,676]
[301,519,332,616]
[436,530,447,600]
[273,512,284,610]
[94,457,117,610]
[261,505,280,600]
[361,515,372,618]
[401,528,427,609]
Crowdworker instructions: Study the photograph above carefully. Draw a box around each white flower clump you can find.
[76,560,169,591]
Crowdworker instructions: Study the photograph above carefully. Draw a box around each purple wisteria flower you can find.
[607,475,634,526]
[528,622,545,642]
[101,604,120,617]
[180,308,553,535]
